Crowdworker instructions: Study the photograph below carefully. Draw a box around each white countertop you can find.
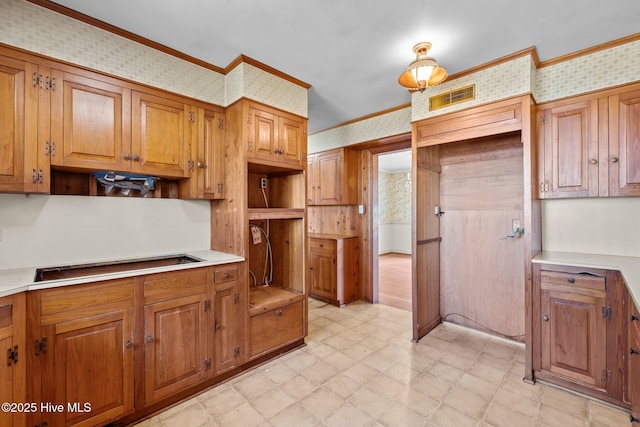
[533,251,640,309]
[0,250,244,298]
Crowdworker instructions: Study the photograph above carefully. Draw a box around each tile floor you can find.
[134,299,632,427]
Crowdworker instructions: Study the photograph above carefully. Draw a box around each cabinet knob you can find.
[125,341,133,349]
[567,277,575,284]
[276,309,283,316]
[589,159,598,165]
[145,336,154,344]
[215,323,221,331]
[543,315,549,322]
[610,157,619,163]
[123,153,132,160]
[132,155,140,162]
[197,162,205,168]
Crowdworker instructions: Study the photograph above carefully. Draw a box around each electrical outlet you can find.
[260,178,267,189]
[250,226,262,244]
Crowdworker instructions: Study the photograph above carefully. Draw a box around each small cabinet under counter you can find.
[308,234,359,307]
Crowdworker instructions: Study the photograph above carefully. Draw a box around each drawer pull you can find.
[543,315,549,322]
[276,309,283,316]
[567,277,575,283]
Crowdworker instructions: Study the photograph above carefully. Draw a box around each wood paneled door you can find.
[609,89,640,196]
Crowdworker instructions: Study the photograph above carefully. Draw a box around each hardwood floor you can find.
[378,252,412,311]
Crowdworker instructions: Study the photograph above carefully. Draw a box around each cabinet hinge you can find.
[50,142,56,157]
[35,337,47,356]
[44,141,50,156]
[542,115,548,125]
[631,313,639,322]
[204,358,211,370]
[217,183,224,194]
[601,306,612,320]
[32,73,43,88]
[234,293,240,304]
[217,118,224,129]
[233,346,240,358]
[204,300,212,312]
[601,369,612,384]
[7,345,18,366]
[247,140,253,152]
[247,113,253,125]
[188,160,195,172]
[32,169,39,184]
[45,76,56,91]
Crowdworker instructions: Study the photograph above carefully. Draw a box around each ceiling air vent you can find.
[429,84,475,111]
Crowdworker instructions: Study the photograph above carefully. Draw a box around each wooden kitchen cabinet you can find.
[629,297,640,422]
[142,268,210,405]
[537,82,640,199]
[180,108,226,199]
[537,98,599,198]
[34,278,135,427]
[308,234,359,306]
[249,298,304,359]
[49,68,132,173]
[608,88,640,197]
[213,263,243,375]
[0,54,49,193]
[0,293,26,427]
[307,147,359,205]
[246,102,306,167]
[534,264,626,405]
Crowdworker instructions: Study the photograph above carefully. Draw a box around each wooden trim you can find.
[311,103,412,134]
[346,132,412,154]
[25,1,311,89]
[224,55,311,89]
[539,33,640,68]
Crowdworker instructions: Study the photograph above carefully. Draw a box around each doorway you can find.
[377,149,412,311]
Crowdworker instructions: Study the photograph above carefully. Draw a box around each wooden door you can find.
[200,110,226,199]
[316,151,342,205]
[413,146,441,341]
[0,55,41,192]
[541,99,599,198]
[50,69,131,172]
[609,89,640,196]
[42,310,135,427]
[132,91,189,178]
[143,293,207,405]
[307,154,316,204]
[278,116,305,166]
[248,107,277,161]
[540,288,607,388]
[213,285,242,375]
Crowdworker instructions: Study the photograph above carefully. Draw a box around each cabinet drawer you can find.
[250,301,303,358]
[214,264,238,288]
[540,270,605,292]
[309,238,336,254]
[144,269,208,304]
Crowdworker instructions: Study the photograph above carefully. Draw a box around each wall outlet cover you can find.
[250,226,262,244]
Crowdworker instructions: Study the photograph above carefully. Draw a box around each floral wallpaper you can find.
[1,0,308,118]
[379,171,411,224]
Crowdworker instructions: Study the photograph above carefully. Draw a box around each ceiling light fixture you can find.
[398,42,447,93]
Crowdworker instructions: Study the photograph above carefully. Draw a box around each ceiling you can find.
[379,150,411,173]
[49,0,639,133]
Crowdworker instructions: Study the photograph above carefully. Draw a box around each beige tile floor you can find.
[134,299,632,427]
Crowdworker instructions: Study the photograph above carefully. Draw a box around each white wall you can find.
[542,197,640,257]
[0,194,211,269]
[378,171,412,254]
[379,223,411,255]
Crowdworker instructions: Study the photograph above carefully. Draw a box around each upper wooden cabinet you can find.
[0,54,49,194]
[537,83,640,198]
[246,102,306,167]
[307,147,359,205]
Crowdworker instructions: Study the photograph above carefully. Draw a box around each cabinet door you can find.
[540,99,599,198]
[214,285,242,375]
[248,107,277,161]
[309,238,337,302]
[201,109,226,199]
[0,55,43,192]
[278,116,305,166]
[143,294,208,405]
[0,335,13,427]
[608,89,640,196]
[316,151,342,205]
[540,288,607,389]
[307,155,316,204]
[132,91,189,178]
[50,69,131,172]
[42,310,135,427]
[630,301,640,421]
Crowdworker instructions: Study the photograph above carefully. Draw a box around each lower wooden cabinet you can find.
[0,293,25,427]
[34,278,136,427]
[308,234,359,306]
[533,263,626,406]
[249,300,304,359]
[629,298,640,422]
[213,263,243,375]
